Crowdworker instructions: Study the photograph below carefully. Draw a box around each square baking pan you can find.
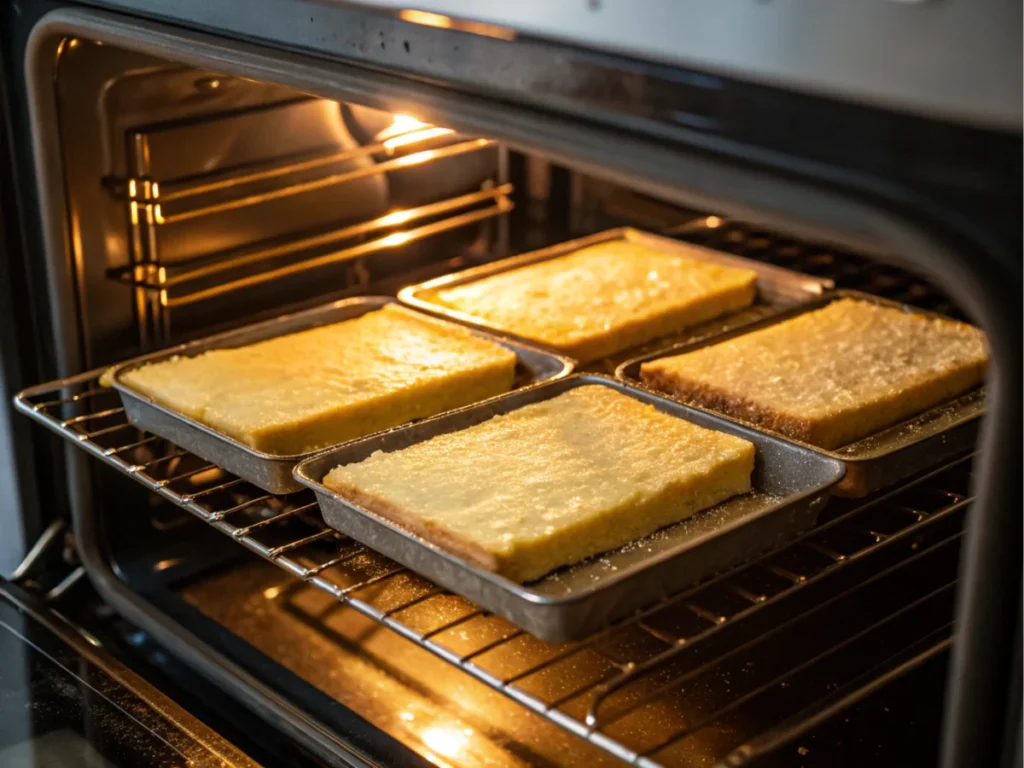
[294,374,845,642]
[616,290,985,497]
[109,297,574,494]
[398,227,834,372]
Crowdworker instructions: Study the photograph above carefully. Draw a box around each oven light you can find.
[387,114,432,135]
[379,114,454,151]
[384,126,454,151]
[705,215,723,228]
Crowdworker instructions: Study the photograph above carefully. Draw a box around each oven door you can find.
[0,116,45,574]
[0,3,1019,768]
[0,579,262,768]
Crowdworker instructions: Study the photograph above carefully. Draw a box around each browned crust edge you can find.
[324,479,507,576]
[641,367,826,446]
[641,357,987,451]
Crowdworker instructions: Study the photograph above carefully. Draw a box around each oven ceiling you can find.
[91,0,1022,132]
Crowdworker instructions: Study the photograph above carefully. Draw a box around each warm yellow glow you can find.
[379,231,412,248]
[378,209,416,227]
[393,148,436,168]
[420,725,470,760]
[399,10,453,29]
[128,179,137,198]
[705,215,723,228]
[263,585,282,600]
[378,114,454,151]
[387,113,432,135]
[399,9,516,39]
[384,126,454,151]
[151,181,160,198]
[80,630,102,647]
[67,39,80,49]
[153,204,165,225]
[129,201,139,225]
[186,467,223,485]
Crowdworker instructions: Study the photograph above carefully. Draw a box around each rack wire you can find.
[16,373,971,766]
[668,216,965,320]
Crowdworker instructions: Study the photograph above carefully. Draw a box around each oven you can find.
[0,3,1019,767]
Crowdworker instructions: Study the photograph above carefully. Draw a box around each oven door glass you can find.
[0,591,190,768]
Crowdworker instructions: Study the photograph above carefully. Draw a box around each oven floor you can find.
[170,556,949,768]
[178,558,623,768]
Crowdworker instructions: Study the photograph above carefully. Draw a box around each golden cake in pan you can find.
[119,305,517,455]
[640,298,988,450]
[324,385,755,582]
[431,239,758,362]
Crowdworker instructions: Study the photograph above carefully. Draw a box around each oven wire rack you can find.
[15,373,971,766]
[666,216,965,320]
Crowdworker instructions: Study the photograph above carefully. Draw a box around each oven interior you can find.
[21,36,981,768]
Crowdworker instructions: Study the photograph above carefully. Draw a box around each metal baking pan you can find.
[109,297,573,494]
[398,227,834,372]
[294,374,845,642]
[617,290,985,497]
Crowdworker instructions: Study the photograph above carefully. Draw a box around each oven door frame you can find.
[3,4,1020,767]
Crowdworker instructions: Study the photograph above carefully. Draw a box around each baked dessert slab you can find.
[119,304,517,455]
[430,239,758,362]
[323,384,755,583]
[640,298,988,450]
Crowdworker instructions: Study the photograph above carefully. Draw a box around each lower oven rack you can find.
[15,374,971,766]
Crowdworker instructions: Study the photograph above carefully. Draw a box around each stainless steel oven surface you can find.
[0,3,1018,768]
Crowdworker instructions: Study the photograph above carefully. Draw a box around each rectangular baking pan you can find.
[109,297,574,494]
[294,374,845,642]
[617,290,985,497]
[398,227,834,371]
